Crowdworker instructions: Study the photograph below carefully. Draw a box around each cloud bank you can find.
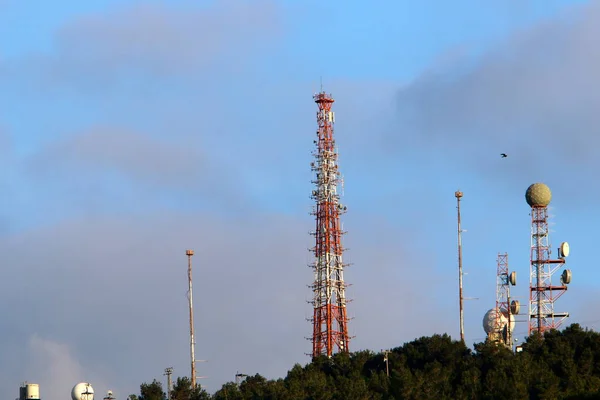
[387,2,600,201]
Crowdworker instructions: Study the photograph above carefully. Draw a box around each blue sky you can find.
[1,0,598,398]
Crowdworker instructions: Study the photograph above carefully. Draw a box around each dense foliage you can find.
[132,323,600,400]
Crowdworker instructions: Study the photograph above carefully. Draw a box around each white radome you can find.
[71,383,94,400]
[483,308,516,334]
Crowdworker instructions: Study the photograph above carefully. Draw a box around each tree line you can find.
[129,323,600,399]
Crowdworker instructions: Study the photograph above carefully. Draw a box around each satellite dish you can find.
[510,300,520,315]
[562,269,572,285]
[509,271,517,286]
[559,242,570,258]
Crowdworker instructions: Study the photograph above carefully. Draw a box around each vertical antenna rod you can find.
[455,190,465,343]
[309,90,351,358]
[186,249,197,388]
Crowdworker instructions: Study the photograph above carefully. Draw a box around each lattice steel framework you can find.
[308,91,351,358]
[528,206,568,335]
[495,253,512,347]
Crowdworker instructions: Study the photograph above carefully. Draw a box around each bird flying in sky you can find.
[501,153,508,158]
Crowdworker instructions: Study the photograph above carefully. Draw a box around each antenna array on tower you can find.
[525,183,572,335]
[493,253,517,348]
[308,91,352,358]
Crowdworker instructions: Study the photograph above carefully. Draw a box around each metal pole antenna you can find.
[455,191,465,343]
[383,350,390,377]
[164,367,173,399]
[186,249,197,389]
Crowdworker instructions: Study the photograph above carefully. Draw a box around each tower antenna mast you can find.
[495,253,517,348]
[525,183,571,335]
[186,249,197,388]
[455,190,465,343]
[309,90,351,358]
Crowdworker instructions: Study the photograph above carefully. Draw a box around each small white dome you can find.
[71,383,94,400]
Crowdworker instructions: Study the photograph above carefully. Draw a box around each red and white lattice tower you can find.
[495,253,517,347]
[526,183,572,336]
[308,91,351,358]
[483,253,516,346]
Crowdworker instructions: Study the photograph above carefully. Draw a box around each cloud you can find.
[25,335,99,400]
[1,333,112,400]
[12,125,264,222]
[0,0,282,96]
[0,206,447,397]
[0,127,14,232]
[28,127,206,188]
[45,0,280,85]
[386,1,600,199]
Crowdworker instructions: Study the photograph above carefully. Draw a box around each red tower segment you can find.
[309,91,351,358]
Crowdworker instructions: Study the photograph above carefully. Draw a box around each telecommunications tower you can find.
[525,183,572,335]
[492,253,518,347]
[308,90,351,358]
[482,253,517,346]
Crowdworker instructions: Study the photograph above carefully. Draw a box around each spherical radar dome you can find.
[71,383,94,400]
[525,183,552,207]
[482,308,516,334]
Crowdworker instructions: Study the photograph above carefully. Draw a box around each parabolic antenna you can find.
[511,300,520,315]
[562,269,572,285]
[560,242,570,258]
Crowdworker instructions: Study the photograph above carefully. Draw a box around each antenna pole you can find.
[164,367,174,399]
[383,350,390,377]
[186,249,197,388]
[455,191,465,343]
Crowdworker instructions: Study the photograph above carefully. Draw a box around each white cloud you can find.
[24,335,113,400]
[386,1,600,200]
[0,209,446,397]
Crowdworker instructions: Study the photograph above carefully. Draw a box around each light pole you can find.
[164,367,173,399]
[383,350,390,377]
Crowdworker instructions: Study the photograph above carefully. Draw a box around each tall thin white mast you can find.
[186,249,197,388]
[455,191,465,343]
